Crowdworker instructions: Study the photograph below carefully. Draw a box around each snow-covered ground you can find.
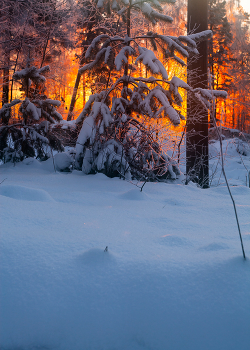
[0,138,250,350]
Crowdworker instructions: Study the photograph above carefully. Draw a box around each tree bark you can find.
[186,0,209,188]
[2,43,10,106]
[124,3,131,79]
[67,72,81,121]
[2,66,9,106]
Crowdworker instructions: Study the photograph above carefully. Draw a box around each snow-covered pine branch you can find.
[13,65,50,90]
[94,0,175,25]
[194,88,227,109]
[139,86,180,125]
[85,34,111,59]
[20,98,41,121]
[146,30,213,66]
[115,46,135,70]
[33,99,63,123]
[187,30,213,43]
[135,47,168,79]
[0,99,21,124]
[137,2,173,25]
[75,91,107,124]
[77,28,213,82]
[170,76,191,106]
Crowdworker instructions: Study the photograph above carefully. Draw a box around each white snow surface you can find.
[0,138,250,350]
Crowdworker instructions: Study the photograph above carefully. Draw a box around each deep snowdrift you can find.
[0,139,250,350]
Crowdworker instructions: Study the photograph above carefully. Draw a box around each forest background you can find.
[0,0,250,133]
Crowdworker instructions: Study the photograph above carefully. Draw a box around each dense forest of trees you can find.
[1,0,249,131]
[0,0,249,182]
[208,0,250,132]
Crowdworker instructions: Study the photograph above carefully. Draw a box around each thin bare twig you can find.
[209,86,246,260]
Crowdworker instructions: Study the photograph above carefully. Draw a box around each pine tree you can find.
[208,0,233,91]
[0,59,64,163]
[67,0,120,121]
[73,0,226,181]
[227,4,250,131]
[0,0,73,107]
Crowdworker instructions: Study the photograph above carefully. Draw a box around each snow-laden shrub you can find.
[75,102,180,180]
[0,65,66,163]
[0,121,64,163]
[68,0,226,182]
[236,139,249,157]
[74,25,221,181]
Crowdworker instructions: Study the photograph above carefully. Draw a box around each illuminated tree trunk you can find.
[186,0,209,188]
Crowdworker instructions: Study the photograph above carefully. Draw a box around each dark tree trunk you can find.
[124,3,131,80]
[67,72,81,121]
[2,46,10,106]
[2,66,9,106]
[186,0,209,188]
[2,5,12,107]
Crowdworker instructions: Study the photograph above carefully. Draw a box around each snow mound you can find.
[0,185,54,202]
[22,157,42,167]
[78,248,116,265]
[54,152,73,172]
[119,188,149,200]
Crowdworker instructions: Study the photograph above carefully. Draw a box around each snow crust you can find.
[0,137,250,350]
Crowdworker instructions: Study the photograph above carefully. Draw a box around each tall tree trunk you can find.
[208,22,215,91]
[124,3,131,80]
[2,48,10,106]
[2,68,9,106]
[127,3,131,37]
[232,94,235,129]
[2,4,12,107]
[67,72,81,121]
[186,0,209,188]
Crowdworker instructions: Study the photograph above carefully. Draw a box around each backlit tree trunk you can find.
[67,72,81,121]
[2,54,10,106]
[2,25,11,106]
[186,0,209,188]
